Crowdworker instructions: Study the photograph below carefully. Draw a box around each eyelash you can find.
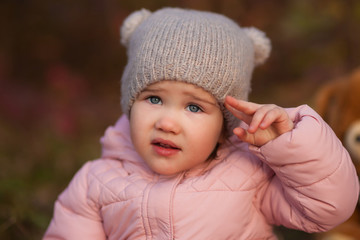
[186,104,203,113]
[146,96,203,113]
[147,96,162,105]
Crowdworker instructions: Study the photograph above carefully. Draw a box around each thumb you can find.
[233,127,256,146]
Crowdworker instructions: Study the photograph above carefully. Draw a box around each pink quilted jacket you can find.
[44,105,359,240]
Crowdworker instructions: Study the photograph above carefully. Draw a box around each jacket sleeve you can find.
[43,161,106,240]
[251,105,359,233]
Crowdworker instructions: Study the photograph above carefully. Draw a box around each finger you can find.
[233,127,245,140]
[233,127,256,146]
[224,96,262,116]
[259,107,284,129]
[224,96,261,126]
[233,127,249,143]
[248,105,278,133]
[225,102,253,125]
[260,107,294,134]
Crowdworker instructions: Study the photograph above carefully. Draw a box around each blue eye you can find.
[187,104,202,113]
[148,96,161,105]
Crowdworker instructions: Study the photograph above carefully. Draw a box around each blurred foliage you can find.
[0,0,359,239]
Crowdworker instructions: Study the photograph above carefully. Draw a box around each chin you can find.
[149,164,180,176]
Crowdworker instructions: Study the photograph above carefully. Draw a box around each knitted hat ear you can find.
[120,9,152,47]
[243,27,271,66]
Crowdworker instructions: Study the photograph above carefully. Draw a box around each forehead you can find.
[143,80,218,103]
[144,80,210,94]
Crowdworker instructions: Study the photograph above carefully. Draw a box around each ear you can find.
[344,120,360,164]
[243,27,271,66]
[315,82,339,123]
[120,9,152,47]
[218,119,230,145]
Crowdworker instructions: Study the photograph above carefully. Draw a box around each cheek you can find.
[129,104,147,149]
[188,116,224,148]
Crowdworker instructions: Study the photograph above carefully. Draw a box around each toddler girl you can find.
[44,8,359,239]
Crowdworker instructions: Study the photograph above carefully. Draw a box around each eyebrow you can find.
[143,86,218,107]
[185,93,218,106]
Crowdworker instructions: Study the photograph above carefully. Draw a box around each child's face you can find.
[130,81,224,175]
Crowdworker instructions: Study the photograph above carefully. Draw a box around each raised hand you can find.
[224,96,294,147]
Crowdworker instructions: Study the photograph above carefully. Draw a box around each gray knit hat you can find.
[120,7,271,133]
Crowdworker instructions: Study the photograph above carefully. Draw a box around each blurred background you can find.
[1,0,360,239]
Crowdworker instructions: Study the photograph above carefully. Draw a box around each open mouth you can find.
[151,138,181,157]
[152,139,180,150]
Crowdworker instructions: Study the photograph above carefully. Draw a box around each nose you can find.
[155,114,181,134]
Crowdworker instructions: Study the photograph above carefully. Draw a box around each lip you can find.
[151,138,181,157]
